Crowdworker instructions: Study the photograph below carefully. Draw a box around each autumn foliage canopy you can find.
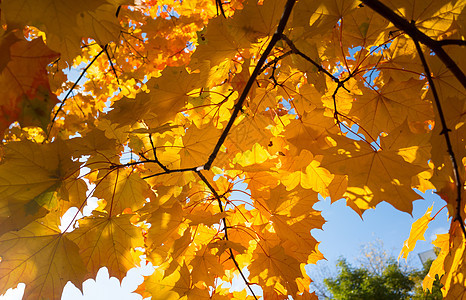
[0,0,465,299]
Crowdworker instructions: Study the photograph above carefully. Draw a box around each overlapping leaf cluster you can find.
[0,0,465,299]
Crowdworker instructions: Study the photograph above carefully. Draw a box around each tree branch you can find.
[437,39,466,46]
[47,45,107,140]
[412,37,466,238]
[204,0,297,170]
[280,35,339,83]
[196,170,258,300]
[259,50,293,75]
[360,0,466,89]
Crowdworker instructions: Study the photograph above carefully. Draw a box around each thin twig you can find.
[46,45,107,140]
[149,134,169,172]
[204,0,297,170]
[413,37,466,238]
[142,166,198,180]
[104,44,121,88]
[281,35,340,83]
[196,170,258,300]
[259,50,293,75]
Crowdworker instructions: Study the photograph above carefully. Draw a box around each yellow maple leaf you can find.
[293,0,359,39]
[0,212,87,299]
[0,139,79,231]
[250,244,302,296]
[144,66,204,127]
[69,212,144,280]
[280,149,334,194]
[1,0,128,64]
[93,168,154,214]
[146,202,186,250]
[179,124,222,168]
[350,79,432,137]
[399,205,433,260]
[190,245,225,286]
[144,263,210,300]
[422,233,448,291]
[322,134,425,213]
[437,222,466,298]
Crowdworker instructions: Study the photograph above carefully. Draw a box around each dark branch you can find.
[141,166,198,180]
[104,44,121,88]
[196,170,258,300]
[281,35,339,83]
[412,38,466,238]
[360,0,466,89]
[259,50,293,75]
[204,0,297,170]
[46,45,107,140]
[149,134,169,172]
[437,39,466,46]
[216,0,226,18]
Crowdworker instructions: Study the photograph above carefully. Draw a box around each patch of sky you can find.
[127,19,138,30]
[157,4,180,19]
[279,97,297,117]
[339,122,382,150]
[58,62,89,100]
[363,67,380,88]
[339,123,363,141]
[62,264,154,300]
[228,178,254,211]
[120,145,140,165]
[228,267,263,297]
[186,40,196,52]
[333,61,346,78]
[141,32,148,42]
[212,173,254,211]
[370,135,382,151]
[346,46,362,61]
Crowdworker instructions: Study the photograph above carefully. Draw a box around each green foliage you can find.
[324,257,443,300]
[325,258,415,299]
[411,260,443,300]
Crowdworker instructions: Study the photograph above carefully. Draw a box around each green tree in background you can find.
[411,259,443,300]
[324,258,415,299]
[323,257,442,299]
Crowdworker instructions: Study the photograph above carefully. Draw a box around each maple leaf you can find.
[0,213,87,299]
[93,168,154,214]
[69,212,144,280]
[1,0,129,64]
[321,133,425,213]
[398,205,433,260]
[350,78,433,137]
[142,66,205,127]
[0,139,79,233]
[190,245,225,286]
[0,36,59,134]
[250,244,302,296]
[0,0,465,298]
[423,233,449,292]
[144,264,210,300]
